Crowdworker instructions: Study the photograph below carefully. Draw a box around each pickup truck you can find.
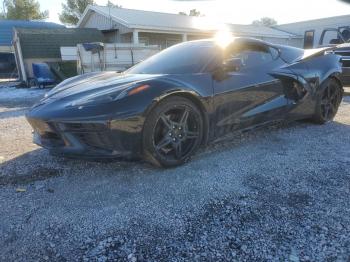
[315,26,350,85]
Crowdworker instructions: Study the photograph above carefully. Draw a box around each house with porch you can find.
[77,5,302,49]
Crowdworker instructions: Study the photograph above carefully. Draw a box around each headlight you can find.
[69,83,150,108]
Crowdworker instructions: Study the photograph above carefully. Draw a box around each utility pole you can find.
[2,0,6,18]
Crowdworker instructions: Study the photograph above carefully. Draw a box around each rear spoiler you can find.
[297,47,336,62]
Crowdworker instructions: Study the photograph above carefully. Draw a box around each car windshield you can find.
[126,41,218,74]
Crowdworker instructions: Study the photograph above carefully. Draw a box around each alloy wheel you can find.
[321,82,342,121]
[153,106,201,161]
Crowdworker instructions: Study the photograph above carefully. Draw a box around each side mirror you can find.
[223,58,244,72]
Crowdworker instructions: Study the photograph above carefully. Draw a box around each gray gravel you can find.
[0,86,349,261]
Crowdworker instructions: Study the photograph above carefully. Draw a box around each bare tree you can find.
[107,0,122,8]
[252,17,278,27]
[178,9,203,17]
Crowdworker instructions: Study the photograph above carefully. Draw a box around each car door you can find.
[212,40,290,137]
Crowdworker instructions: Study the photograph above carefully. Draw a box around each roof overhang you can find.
[78,5,218,34]
[130,26,215,34]
[78,5,304,39]
[78,5,130,28]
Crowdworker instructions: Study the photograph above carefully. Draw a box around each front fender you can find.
[116,75,213,146]
[116,74,214,117]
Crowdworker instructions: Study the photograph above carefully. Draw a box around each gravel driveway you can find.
[0,87,349,261]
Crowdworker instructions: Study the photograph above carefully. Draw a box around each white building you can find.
[78,5,302,49]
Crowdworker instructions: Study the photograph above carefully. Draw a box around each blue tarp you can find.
[82,42,104,53]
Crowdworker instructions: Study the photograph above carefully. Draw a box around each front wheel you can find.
[142,96,204,167]
[312,78,343,124]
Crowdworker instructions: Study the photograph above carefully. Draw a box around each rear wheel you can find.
[143,96,204,167]
[312,78,343,124]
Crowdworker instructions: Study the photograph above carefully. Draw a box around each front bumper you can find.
[341,67,350,86]
[27,117,142,159]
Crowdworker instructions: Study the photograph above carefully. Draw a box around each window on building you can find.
[304,30,315,49]
[0,53,17,77]
[139,37,149,46]
[166,39,181,48]
[102,30,118,43]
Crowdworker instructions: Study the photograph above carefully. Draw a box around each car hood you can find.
[44,71,160,100]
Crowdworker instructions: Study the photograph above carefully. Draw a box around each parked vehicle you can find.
[307,26,350,85]
[26,38,343,167]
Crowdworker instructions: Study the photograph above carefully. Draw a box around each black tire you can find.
[142,96,204,167]
[312,78,343,124]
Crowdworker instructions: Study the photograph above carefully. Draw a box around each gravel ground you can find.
[0,86,349,261]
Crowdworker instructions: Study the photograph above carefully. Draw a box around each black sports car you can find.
[26,37,344,167]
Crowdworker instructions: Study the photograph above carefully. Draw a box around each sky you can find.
[38,0,350,25]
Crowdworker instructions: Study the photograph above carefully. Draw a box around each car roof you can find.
[185,37,272,47]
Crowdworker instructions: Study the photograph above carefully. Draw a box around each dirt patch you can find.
[0,167,60,185]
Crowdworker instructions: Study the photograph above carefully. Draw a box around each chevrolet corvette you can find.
[26,37,344,167]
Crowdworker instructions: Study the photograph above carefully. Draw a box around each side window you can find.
[304,30,315,49]
[320,29,343,46]
[269,47,280,60]
[226,43,273,69]
[340,28,350,42]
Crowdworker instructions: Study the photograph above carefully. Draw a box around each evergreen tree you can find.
[3,0,48,20]
[59,0,95,25]
[107,0,121,8]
